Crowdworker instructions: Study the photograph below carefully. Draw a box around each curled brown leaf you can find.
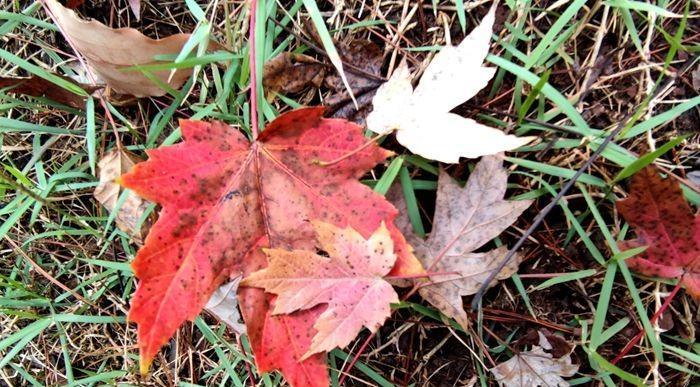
[263,52,325,98]
[45,0,192,97]
[94,149,152,243]
[325,39,384,125]
[491,331,578,387]
[0,75,99,109]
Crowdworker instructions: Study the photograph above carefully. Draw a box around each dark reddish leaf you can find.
[0,75,98,108]
[617,167,700,299]
[64,0,84,9]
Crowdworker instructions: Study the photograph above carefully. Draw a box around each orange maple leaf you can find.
[242,221,399,359]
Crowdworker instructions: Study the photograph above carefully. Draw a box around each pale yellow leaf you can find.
[93,149,150,243]
[366,6,534,163]
[491,331,579,386]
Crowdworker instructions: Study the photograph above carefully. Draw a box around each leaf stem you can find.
[248,0,259,138]
[236,335,257,387]
[313,133,384,166]
[385,270,458,281]
[611,279,682,364]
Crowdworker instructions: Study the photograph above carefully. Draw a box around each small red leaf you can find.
[617,167,700,299]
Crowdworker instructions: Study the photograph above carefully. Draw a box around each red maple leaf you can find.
[120,107,423,384]
[617,166,700,299]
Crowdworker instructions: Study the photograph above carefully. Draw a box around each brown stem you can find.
[611,280,682,364]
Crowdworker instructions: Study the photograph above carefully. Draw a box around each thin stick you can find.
[338,330,375,385]
[385,270,458,281]
[470,122,629,311]
[243,2,258,382]
[611,280,682,364]
[249,0,259,138]
[236,335,257,387]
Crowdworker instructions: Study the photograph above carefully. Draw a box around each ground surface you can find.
[0,0,699,386]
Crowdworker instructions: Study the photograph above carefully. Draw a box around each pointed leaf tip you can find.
[389,154,531,328]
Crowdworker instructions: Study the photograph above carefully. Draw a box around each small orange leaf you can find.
[242,221,399,358]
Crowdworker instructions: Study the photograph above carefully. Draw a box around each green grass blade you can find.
[0,48,87,96]
[621,95,700,138]
[534,269,597,291]
[399,166,425,237]
[588,351,645,386]
[374,156,403,195]
[613,135,688,183]
[454,0,466,32]
[507,157,606,187]
[523,0,587,69]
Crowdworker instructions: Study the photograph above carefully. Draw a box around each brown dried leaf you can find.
[0,75,99,109]
[262,52,325,98]
[513,329,574,359]
[390,154,531,329]
[325,40,384,125]
[491,331,578,386]
[94,149,151,243]
[45,0,191,97]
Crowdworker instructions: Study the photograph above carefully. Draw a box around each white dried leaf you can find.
[204,277,246,335]
[367,7,534,163]
[491,331,578,387]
